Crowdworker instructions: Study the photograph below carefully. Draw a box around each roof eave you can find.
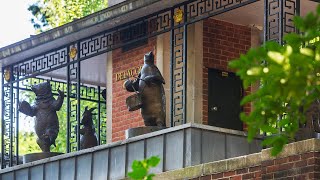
[0,0,186,68]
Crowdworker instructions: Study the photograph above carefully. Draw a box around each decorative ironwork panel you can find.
[98,101,107,145]
[1,85,12,168]
[11,47,68,81]
[67,61,80,152]
[170,6,187,127]
[79,12,172,59]
[79,85,99,101]
[264,0,300,44]
[19,77,105,102]
[187,0,258,23]
[14,82,20,166]
[20,77,67,93]
[1,83,19,168]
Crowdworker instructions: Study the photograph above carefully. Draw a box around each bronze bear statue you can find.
[79,106,98,150]
[19,82,64,152]
[124,51,166,127]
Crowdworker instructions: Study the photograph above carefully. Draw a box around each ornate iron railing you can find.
[1,0,302,168]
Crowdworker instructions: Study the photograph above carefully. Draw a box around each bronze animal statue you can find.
[295,100,320,141]
[80,106,98,150]
[19,82,64,152]
[124,51,166,127]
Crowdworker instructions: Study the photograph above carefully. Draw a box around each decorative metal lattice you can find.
[171,6,187,126]
[187,0,259,23]
[12,48,68,81]
[67,60,80,152]
[265,0,300,44]
[1,84,19,168]
[1,0,268,168]
[98,101,107,145]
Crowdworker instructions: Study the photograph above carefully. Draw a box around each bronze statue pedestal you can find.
[125,126,166,139]
[23,152,63,163]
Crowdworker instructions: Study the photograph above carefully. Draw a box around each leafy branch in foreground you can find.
[128,156,160,180]
[229,5,320,156]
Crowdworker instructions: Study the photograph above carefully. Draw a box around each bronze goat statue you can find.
[80,106,98,150]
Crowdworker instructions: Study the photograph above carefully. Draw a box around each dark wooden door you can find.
[208,69,243,131]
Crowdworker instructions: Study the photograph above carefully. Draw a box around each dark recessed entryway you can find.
[208,68,243,131]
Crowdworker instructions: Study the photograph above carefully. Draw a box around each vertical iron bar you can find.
[97,86,101,145]
[183,4,188,124]
[66,47,71,153]
[264,0,268,43]
[296,0,300,33]
[15,79,19,165]
[279,0,284,45]
[170,8,174,127]
[1,67,5,168]
[9,70,13,167]
[76,43,81,151]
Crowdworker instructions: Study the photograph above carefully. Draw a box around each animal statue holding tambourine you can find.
[124,51,166,127]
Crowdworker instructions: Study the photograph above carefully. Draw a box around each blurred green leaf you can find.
[128,156,160,180]
[229,4,320,156]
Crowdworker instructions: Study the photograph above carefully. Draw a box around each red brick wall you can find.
[202,18,251,125]
[191,152,320,180]
[261,152,320,179]
[112,38,156,142]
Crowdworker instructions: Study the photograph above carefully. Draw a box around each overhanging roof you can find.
[0,0,318,69]
[0,0,187,68]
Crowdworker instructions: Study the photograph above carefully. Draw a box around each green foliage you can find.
[28,0,108,32]
[229,5,320,156]
[19,131,41,154]
[128,156,160,180]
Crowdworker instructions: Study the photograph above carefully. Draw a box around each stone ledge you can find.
[261,138,320,161]
[154,153,261,180]
[153,138,320,180]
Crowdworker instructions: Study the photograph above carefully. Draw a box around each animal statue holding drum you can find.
[124,51,166,127]
[19,81,64,152]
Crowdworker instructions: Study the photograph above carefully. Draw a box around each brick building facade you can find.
[109,18,256,142]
